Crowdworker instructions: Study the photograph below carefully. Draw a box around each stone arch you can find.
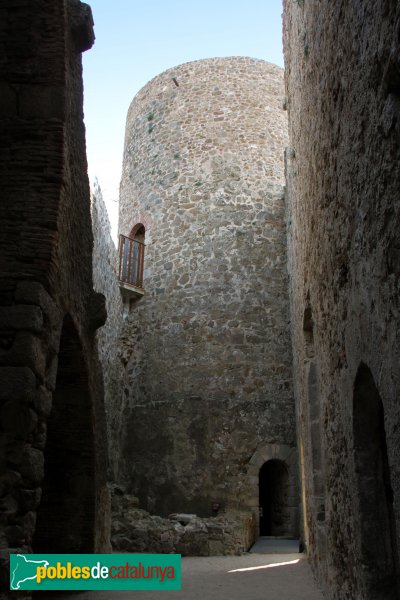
[352,363,398,598]
[247,444,299,537]
[33,315,96,553]
[123,212,152,239]
[129,222,145,243]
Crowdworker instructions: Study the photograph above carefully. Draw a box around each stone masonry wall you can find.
[91,183,125,479]
[0,2,110,596]
[284,1,400,598]
[117,57,297,535]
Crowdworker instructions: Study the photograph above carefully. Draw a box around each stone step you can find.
[249,537,300,554]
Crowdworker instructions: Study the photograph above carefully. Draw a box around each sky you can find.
[83,0,284,240]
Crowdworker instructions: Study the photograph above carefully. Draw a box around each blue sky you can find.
[83,0,284,238]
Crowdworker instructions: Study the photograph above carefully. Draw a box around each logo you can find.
[10,554,181,591]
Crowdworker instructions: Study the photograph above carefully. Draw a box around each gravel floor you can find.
[33,553,325,600]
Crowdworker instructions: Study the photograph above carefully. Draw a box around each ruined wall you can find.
[0,1,110,595]
[118,57,297,535]
[91,183,125,479]
[284,1,400,598]
[112,493,255,557]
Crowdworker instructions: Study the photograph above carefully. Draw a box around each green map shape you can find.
[10,554,49,590]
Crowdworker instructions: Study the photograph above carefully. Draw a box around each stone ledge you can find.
[118,281,145,301]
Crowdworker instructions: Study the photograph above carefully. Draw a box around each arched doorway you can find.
[353,363,398,598]
[259,459,290,536]
[33,315,95,553]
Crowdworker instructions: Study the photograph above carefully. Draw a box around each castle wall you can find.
[284,1,400,597]
[118,57,297,534]
[91,184,125,479]
[0,1,110,594]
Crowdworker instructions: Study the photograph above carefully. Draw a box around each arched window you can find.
[118,223,145,291]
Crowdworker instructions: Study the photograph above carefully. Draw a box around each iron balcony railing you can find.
[118,234,145,289]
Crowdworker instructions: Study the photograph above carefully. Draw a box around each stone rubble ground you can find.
[112,492,255,556]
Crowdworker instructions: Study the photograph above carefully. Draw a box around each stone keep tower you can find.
[118,57,297,534]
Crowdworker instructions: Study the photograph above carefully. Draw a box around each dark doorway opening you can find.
[259,459,289,536]
[353,363,399,599]
[33,315,95,553]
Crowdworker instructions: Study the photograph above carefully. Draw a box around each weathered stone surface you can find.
[168,513,197,526]
[0,403,37,437]
[0,368,36,403]
[19,447,44,485]
[31,419,47,451]
[0,307,43,334]
[19,488,42,513]
[0,82,17,117]
[0,471,22,499]
[70,0,95,52]
[0,494,18,518]
[0,1,110,594]
[1,435,25,468]
[91,185,125,479]
[87,291,107,331]
[44,355,58,392]
[33,387,52,418]
[4,525,25,547]
[114,57,296,529]
[1,333,46,380]
[112,492,255,556]
[15,282,63,353]
[15,283,56,311]
[19,86,65,120]
[284,2,400,598]
[0,331,46,380]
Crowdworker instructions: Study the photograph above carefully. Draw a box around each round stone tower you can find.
[118,57,297,533]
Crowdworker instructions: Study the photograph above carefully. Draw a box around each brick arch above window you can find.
[122,212,152,238]
[129,222,145,242]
